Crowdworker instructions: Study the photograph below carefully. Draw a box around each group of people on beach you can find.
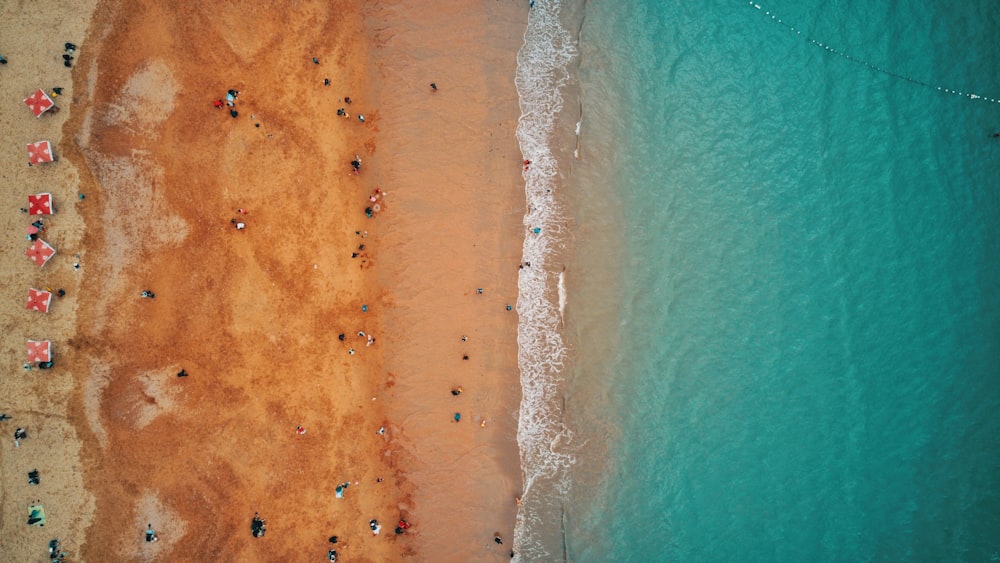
[199,56,420,559]
[4,39,87,562]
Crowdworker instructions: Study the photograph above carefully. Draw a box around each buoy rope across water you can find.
[748,2,1000,104]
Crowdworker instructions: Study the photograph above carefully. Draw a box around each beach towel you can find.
[27,504,46,526]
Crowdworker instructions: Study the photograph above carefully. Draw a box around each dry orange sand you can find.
[3,0,528,561]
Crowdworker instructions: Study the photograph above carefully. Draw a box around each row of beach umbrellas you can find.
[22,87,58,366]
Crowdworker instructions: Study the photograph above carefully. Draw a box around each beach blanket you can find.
[27,504,46,526]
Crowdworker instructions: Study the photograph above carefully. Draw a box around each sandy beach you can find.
[0,1,99,559]
[1,0,527,561]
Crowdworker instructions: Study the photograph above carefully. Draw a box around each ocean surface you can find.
[513,1,1000,561]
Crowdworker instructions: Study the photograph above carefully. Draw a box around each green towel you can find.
[27,504,46,526]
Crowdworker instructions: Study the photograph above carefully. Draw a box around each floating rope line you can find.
[750,2,1000,104]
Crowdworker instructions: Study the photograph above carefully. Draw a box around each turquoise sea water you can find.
[514,1,1000,561]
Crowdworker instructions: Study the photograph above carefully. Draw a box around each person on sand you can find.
[145,524,158,543]
[369,519,381,536]
[494,533,503,545]
[14,427,27,447]
[251,513,267,537]
[453,412,461,422]
[430,83,437,92]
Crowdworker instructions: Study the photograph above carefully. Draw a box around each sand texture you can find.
[0,1,99,560]
[0,0,528,560]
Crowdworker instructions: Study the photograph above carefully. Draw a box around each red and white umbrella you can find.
[25,239,56,267]
[24,89,55,117]
[28,193,53,215]
[26,289,53,313]
[27,141,54,165]
[26,340,51,363]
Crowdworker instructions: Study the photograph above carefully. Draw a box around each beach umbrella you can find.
[28,193,53,215]
[27,141,54,165]
[26,289,53,313]
[25,239,56,267]
[27,340,51,363]
[24,89,55,117]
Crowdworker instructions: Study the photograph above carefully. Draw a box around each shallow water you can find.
[514,1,1000,560]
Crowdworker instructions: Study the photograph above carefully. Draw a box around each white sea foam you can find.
[512,1,578,560]
[558,269,566,327]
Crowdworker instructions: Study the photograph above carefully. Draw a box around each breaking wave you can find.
[512,1,578,560]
